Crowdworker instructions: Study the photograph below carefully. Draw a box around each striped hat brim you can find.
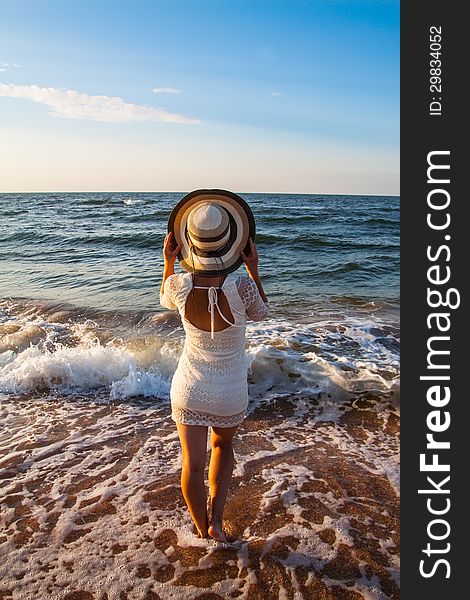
[167,189,255,276]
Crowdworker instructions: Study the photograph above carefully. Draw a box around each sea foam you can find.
[1,300,399,403]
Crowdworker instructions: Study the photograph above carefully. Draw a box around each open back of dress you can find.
[184,284,236,337]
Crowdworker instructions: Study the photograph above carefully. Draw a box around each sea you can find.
[0,193,400,600]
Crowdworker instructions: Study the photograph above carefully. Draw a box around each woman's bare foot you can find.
[208,521,227,543]
[192,523,209,539]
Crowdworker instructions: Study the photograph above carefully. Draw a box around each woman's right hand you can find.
[240,237,259,275]
[163,232,181,264]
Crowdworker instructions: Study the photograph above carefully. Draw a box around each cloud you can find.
[0,62,21,71]
[269,90,281,96]
[0,83,201,124]
[152,87,183,94]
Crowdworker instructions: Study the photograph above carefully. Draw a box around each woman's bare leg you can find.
[176,422,209,538]
[208,424,238,542]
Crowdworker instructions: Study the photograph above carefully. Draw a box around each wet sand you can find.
[0,392,399,599]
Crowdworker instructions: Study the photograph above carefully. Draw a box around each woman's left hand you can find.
[240,237,259,276]
[163,232,182,263]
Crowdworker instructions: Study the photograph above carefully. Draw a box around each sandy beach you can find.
[0,389,399,600]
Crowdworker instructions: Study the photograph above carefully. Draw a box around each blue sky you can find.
[0,0,399,194]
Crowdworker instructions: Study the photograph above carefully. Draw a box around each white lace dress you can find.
[160,271,270,427]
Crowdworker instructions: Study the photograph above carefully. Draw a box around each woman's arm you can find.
[160,232,182,296]
[240,237,269,303]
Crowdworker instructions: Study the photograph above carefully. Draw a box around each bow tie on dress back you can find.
[193,284,241,339]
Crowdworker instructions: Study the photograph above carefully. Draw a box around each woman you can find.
[159,190,270,543]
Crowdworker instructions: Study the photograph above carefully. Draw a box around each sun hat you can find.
[167,189,255,277]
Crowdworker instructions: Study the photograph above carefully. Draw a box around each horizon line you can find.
[0,190,400,197]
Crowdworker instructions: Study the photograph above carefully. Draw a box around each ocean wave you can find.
[364,217,399,225]
[254,232,398,251]
[0,299,399,402]
[260,215,398,227]
[78,196,115,206]
[76,232,160,249]
[3,230,161,250]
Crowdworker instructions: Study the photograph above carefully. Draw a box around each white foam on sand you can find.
[0,389,399,599]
